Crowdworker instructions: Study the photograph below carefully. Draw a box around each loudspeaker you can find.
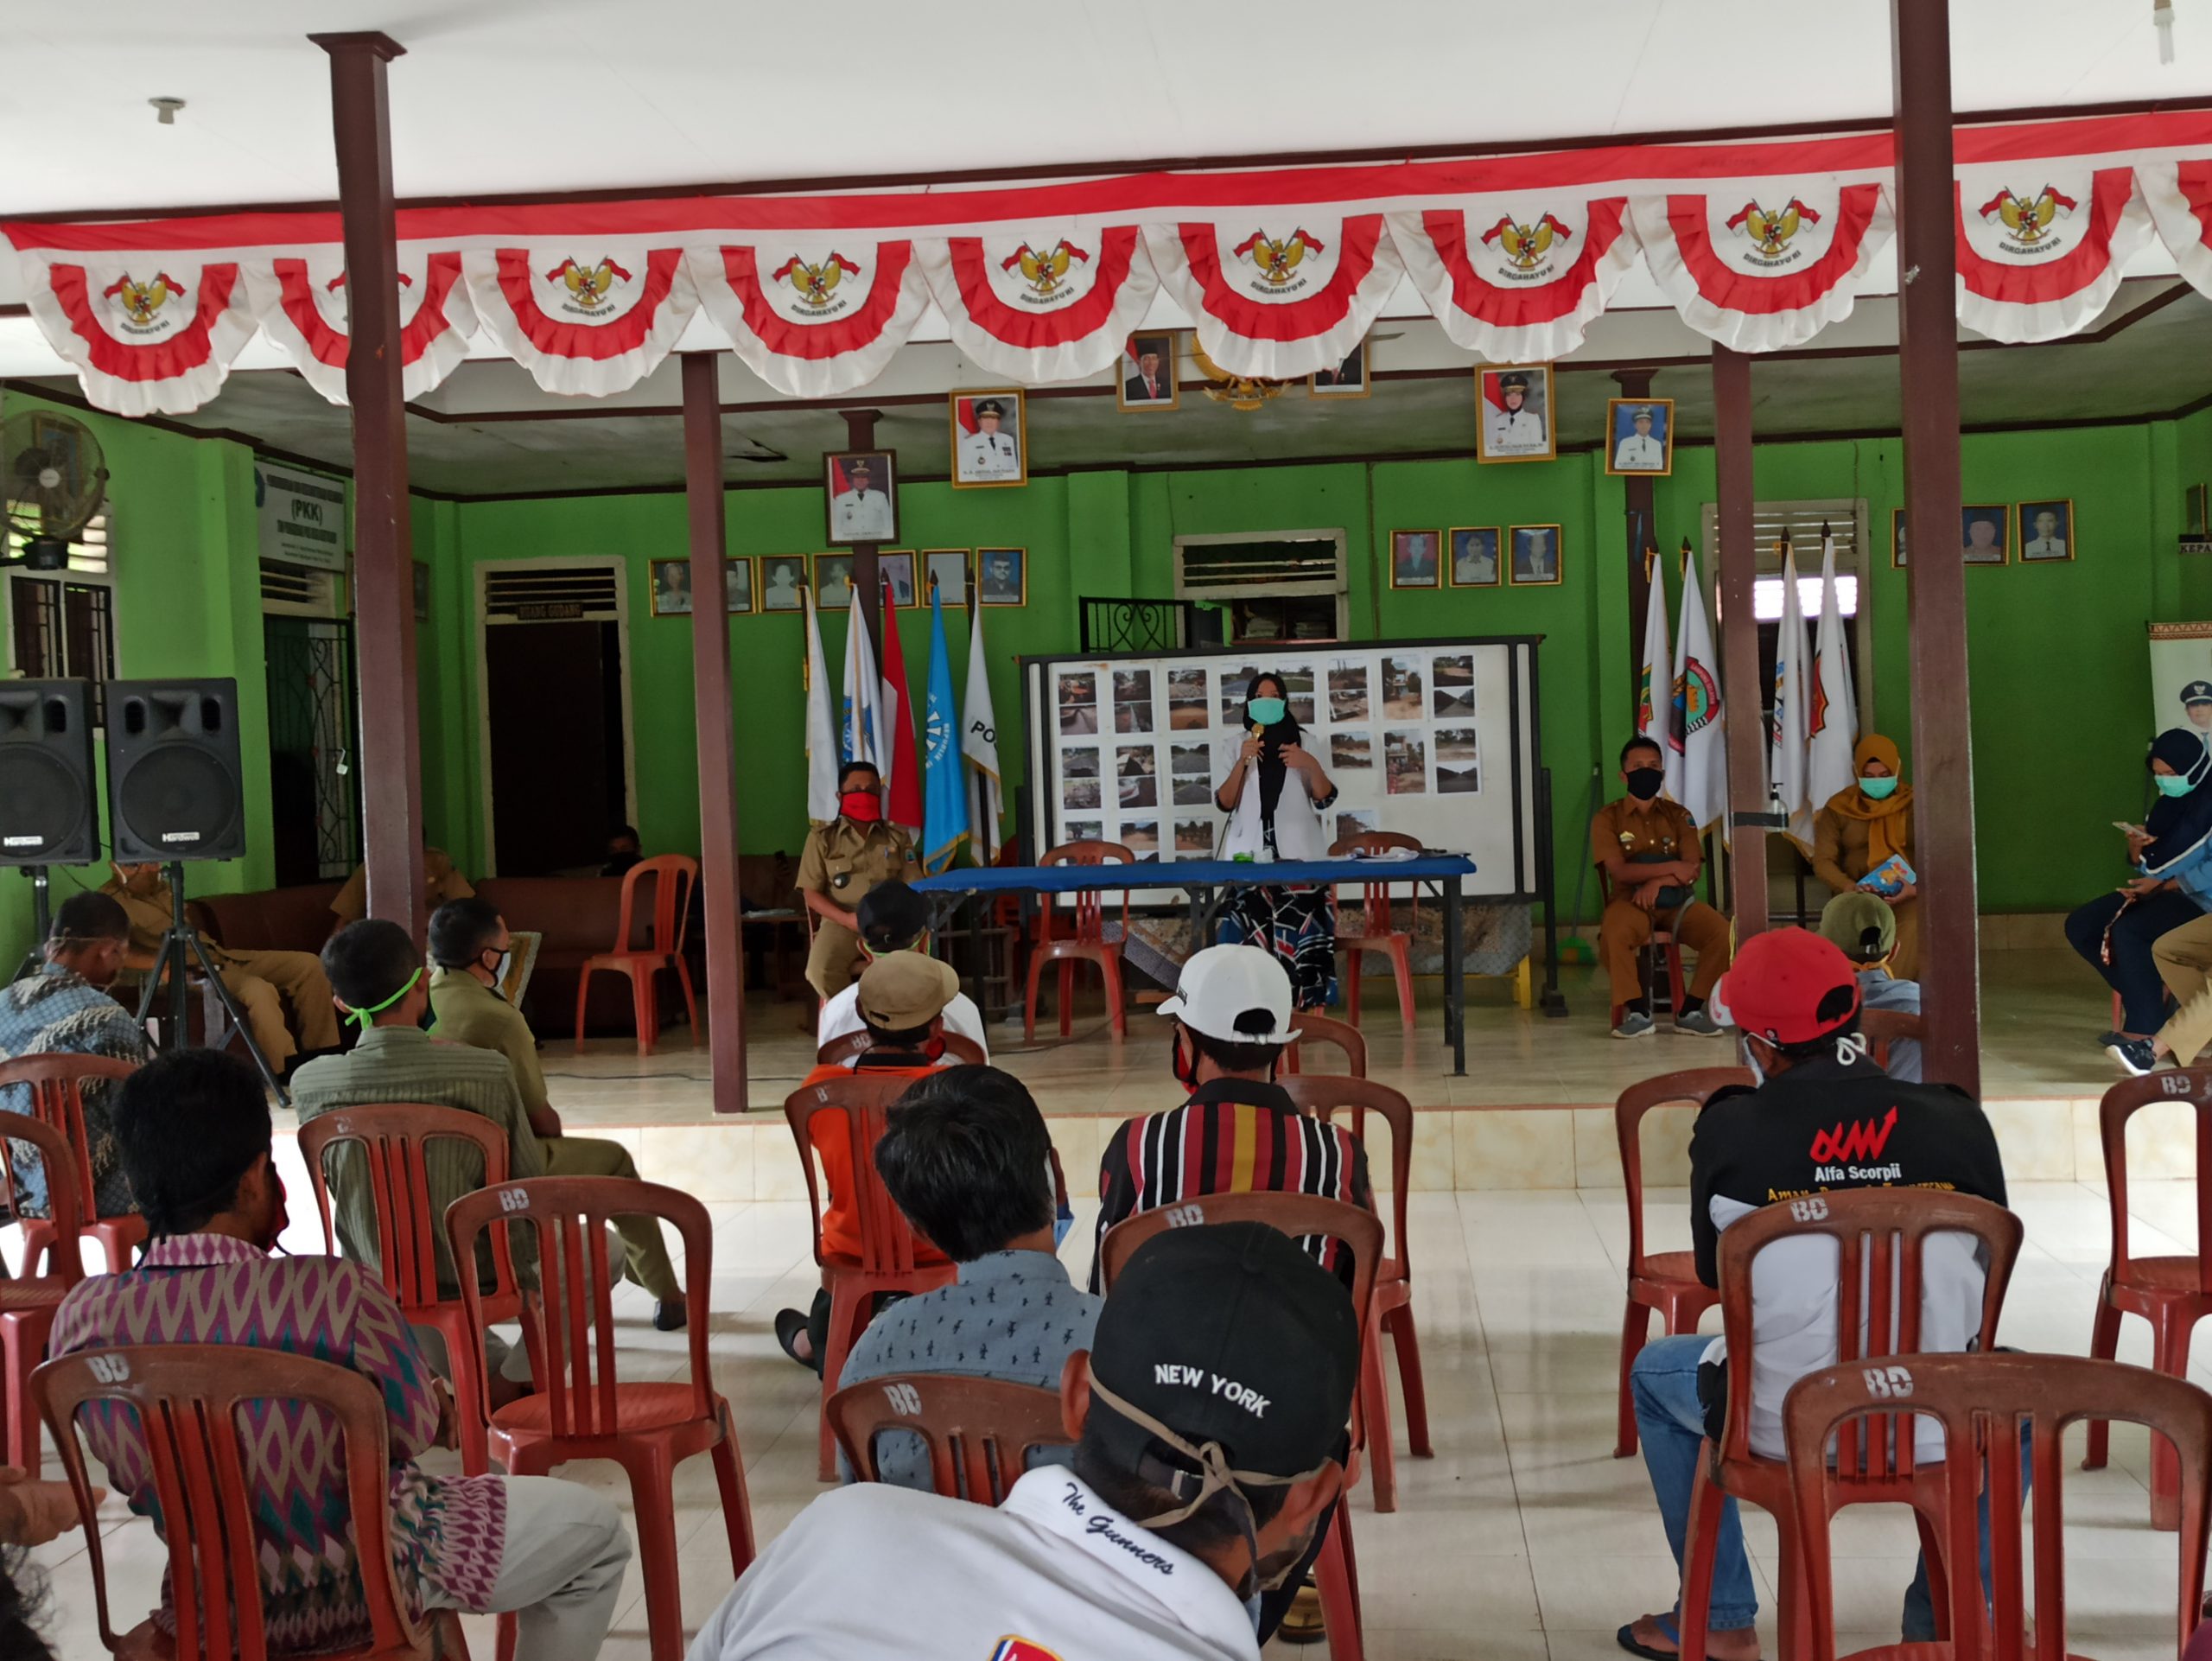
[0,680,99,866]
[105,678,245,863]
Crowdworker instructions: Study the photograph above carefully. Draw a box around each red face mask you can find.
[841,790,883,824]
[1170,1026,1199,1091]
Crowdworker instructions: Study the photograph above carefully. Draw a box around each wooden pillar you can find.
[1615,367,1659,704]
[1712,345,1768,934]
[311,31,423,942]
[1892,0,1980,1092]
[841,408,884,657]
[683,354,747,1115]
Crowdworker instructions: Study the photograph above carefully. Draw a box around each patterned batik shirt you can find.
[48,1234,506,1650]
[0,964,153,1217]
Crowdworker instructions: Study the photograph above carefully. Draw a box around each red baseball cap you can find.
[1713,927,1862,1047]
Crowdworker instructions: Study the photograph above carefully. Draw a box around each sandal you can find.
[1616,1613,1759,1661]
[774,1308,821,1375]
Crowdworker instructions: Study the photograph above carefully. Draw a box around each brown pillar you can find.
[311,31,423,941]
[840,408,884,657]
[1712,345,1768,934]
[1892,0,1980,1092]
[683,354,747,1115]
[1615,367,1659,703]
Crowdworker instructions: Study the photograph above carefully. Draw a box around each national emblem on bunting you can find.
[2138,160,2212,306]
[1628,181,1893,353]
[915,226,1159,385]
[687,239,931,398]
[1142,213,1404,382]
[1388,196,1639,362]
[1952,165,2152,343]
[461,245,697,397]
[17,254,260,417]
[246,250,478,405]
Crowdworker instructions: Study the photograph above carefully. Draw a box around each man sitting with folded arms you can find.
[837,1064,1100,1489]
[775,951,963,1371]
[690,1222,1357,1661]
[1618,928,2007,1661]
[816,879,989,1060]
[49,1050,630,1660]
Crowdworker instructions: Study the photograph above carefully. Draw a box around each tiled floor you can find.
[24,1178,2204,1660]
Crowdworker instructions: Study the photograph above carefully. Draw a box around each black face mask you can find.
[1625,767,1664,801]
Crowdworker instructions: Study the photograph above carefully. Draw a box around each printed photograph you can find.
[1114,669,1155,734]
[1174,818,1215,855]
[1310,339,1368,398]
[1171,741,1212,805]
[1065,819,1102,844]
[1331,730,1373,771]
[1384,729,1428,795]
[824,449,899,544]
[1219,664,1262,722]
[1963,505,2010,565]
[650,558,694,617]
[878,550,917,608]
[978,546,1027,605]
[1391,529,1441,589]
[1058,671,1099,736]
[1062,747,1101,780]
[815,551,855,610]
[1381,656,1424,719]
[1436,726,1482,793]
[1327,665,1370,722]
[1122,819,1161,857]
[950,391,1027,487]
[1450,527,1501,588]
[1119,333,1179,411]
[1336,807,1381,843]
[1167,667,1211,729]
[1118,766,1159,810]
[2019,499,2074,563]
[1475,364,1554,463]
[1433,653,1476,718]
[1605,398,1674,477]
[1281,667,1318,727]
[1064,779,1103,811]
[1510,525,1562,585]
[925,549,971,605]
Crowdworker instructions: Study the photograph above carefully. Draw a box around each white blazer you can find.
[1217,734,1328,861]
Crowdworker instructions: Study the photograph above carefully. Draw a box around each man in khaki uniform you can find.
[798,760,922,1001]
[1593,736,1732,1040]
[101,863,340,1072]
[328,844,475,926]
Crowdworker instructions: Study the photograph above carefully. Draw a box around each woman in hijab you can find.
[2063,729,2212,1072]
[1812,734,1922,979]
[1214,671,1339,1009]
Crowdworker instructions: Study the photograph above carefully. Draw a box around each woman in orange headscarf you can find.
[1813,734,1920,979]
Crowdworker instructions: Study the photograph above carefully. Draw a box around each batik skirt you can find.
[1218,884,1338,1010]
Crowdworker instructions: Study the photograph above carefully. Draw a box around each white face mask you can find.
[1741,1034,1769,1086]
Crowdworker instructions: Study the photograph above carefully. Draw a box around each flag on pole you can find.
[922,584,967,870]
[1770,538,1815,848]
[1807,531,1861,811]
[962,601,1004,859]
[1637,549,1674,791]
[841,588,882,778]
[802,589,839,824]
[1671,548,1729,835]
[879,589,925,834]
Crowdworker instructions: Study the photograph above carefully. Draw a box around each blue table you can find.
[912,854,1479,1073]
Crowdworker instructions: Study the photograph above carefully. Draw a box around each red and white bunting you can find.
[461,245,695,397]
[1954,166,2152,343]
[915,226,1158,385]
[20,255,259,417]
[1143,214,1403,381]
[1629,182,1892,353]
[688,240,931,398]
[2139,160,2212,302]
[1388,197,1638,362]
[245,251,477,405]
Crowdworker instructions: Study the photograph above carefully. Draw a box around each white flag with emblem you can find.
[962,602,1004,858]
[803,589,839,824]
[1807,533,1860,811]
[841,589,884,780]
[1637,560,1675,795]
[1672,550,1729,835]
[1770,542,1814,848]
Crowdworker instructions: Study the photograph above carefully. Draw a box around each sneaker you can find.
[2107,1038,2159,1077]
[1673,1009,1725,1037]
[2097,1030,2125,1049]
[1612,1010,1656,1040]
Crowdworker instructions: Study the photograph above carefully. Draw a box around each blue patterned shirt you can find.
[0,964,151,1217]
[837,1250,1101,1491]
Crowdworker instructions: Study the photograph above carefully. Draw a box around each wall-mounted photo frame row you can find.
[1389,525,1562,589]
[650,547,1029,617]
[1116,331,1370,413]
[1890,500,2077,568]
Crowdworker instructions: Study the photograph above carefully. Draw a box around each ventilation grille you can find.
[1177,538,1342,590]
[5,505,111,575]
[1699,497,1866,576]
[259,561,341,614]
[483,565,621,619]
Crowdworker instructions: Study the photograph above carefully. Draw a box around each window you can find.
[6,507,117,722]
[1699,498,1871,722]
[1174,531,1347,644]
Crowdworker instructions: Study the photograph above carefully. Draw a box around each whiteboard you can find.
[1020,636,1543,900]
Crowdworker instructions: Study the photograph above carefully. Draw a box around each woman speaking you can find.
[1215,671,1338,1009]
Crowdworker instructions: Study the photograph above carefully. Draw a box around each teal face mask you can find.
[1858,775,1899,800]
[2158,773,2195,798]
[1247,697,1287,727]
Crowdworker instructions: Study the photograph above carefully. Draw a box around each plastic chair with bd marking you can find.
[1024,840,1134,1042]
[574,853,700,1056]
[1857,1007,1927,1072]
[0,1053,146,1277]
[1328,830,1423,1032]
[1281,1009,1368,1079]
[827,1372,1071,1505]
[0,1111,87,1476]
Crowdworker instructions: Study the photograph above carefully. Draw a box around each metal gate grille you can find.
[264,615,360,881]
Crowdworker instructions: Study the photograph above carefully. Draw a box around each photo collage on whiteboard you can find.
[1049,646,1482,858]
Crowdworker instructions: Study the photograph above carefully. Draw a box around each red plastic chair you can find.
[2084,1067,2212,1530]
[1100,1191,1382,1661]
[1281,1009,1369,1079]
[786,1074,959,1479]
[1599,868,1688,1028]
[0,1111,85,1475]
[816,1028,988,1067]
[296,1103,524,1477]
[1858,1008,1926,1071]
[827,1373,1071,1503]
[1329,831,1422,1031]
[0,1053,144,1276]
[1611,1068,1748,1457]
[1024,841,1134,1041]
[35,1342,466,1661]
[447,1175,753,1661]
[1786,1351,2212,1661]
[1281,1075,1430,1514]
[574,853,700,1056]
[1675,1188,2024,1661]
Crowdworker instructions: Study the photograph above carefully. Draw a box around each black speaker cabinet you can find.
[105,678,245,863]
[0,680,99,866]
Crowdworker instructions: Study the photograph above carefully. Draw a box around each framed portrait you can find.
[1962,504,2010,566]
[950,390,1027,487]
[823,449,898,546]
[877,550,918,608]
[1510,525,1563,585]
[724,557,754,614]
[2018,499,2074,563]
[1390,529,1441,589]
[1448,526,1501,589]
[1474,363,1554,463]
[976,546,1027,607]
[925,549,971,606]
[650,558,696,617]
[1605,398,1674,477]
[1117,333,1179,411]
[1891,507,1908,569]
[1311,339,1369,398]
[412,559,430,622]
[760,554,808,612]
[815,551,855,610]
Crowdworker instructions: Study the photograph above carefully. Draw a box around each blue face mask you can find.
[2158,773,2196,798]
[1247,697,1287,727]
[1858,775,1898,800]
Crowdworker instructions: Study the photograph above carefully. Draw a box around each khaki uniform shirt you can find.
[796,818,920,914]
[428,966,550,1119]
[329,847,475,926]
[99,874,228,964]
[1592,796,1703,888]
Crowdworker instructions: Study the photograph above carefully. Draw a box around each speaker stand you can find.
[133,862,289,1106]
[10,866,52,983]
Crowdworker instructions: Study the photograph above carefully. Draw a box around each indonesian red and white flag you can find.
[246,250,477,404]
[1630,182,1892,353]
[1672,551,1729,837]
[1144,214,1403,381]
[1389,197,1639,363]
[879,589,925,835]
[689,239,931,398]
[1806,535,1861,813]
[917,226,1159,385]
[20,255,258,417]
[462,245,696,397]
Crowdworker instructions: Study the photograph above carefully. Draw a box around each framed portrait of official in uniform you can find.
[760,554,808,612]
[1311,339,1369,398]
[1510,525,1563,586]
[1474,363,1554,463]
[925,549,971,606]
[1605,398,1674,477]
[950,391,1027,488]
[823,449,899,546]
[1390,530,1442,589]
[650,558,695,617]
[1118,333,1179,411]
[2018,499,2075,563]
[1448,527,1501,589]
[977,546,1027,606]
